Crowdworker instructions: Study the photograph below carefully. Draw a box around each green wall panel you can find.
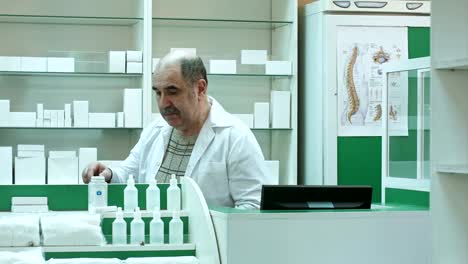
[0,184,170,211]
[338,137,382,203]
[337,27,430,206]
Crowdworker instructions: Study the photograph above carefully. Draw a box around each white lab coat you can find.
[110,98,267,209]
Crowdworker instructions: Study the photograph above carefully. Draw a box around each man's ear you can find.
[196,79,207,98]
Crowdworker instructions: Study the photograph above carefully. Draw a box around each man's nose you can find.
[158,93,171,108]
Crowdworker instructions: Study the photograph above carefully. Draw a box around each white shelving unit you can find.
[431,0,468,262]
[0,0,298,185]
[0,0,145,163]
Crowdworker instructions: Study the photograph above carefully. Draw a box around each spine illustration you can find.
[373,104,382,121]
[346,46,360,124]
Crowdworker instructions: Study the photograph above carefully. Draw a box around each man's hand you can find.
[82,162,112,183]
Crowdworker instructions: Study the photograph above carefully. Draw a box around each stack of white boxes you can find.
[271,91,291,128]
[48,151,78,184]
[254,102,270,128]
[0,56,74,73]
[209,59,237,74]
[1,99,36,128]
[124,89,142,128]
[78,148,97,184]
[89,112,116,128]
[47,57,74,73]
[0,146,13,184]
[11,197,48,213]
[126,50,143,74]
[108,50,143,74]
[73,101,89,128]
[0,100,9,126]
[15,145,46,185]
[108,51,126,73]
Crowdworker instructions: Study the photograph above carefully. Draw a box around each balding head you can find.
[154,51,208,88]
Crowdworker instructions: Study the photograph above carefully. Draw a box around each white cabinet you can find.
[431,0,468,262]
[0,0,145,170]
[301,1,430,185]
[0,0,297,185]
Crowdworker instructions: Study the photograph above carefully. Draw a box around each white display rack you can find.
[0,177,220,263]
[101,210,188,218]
[0,0,298,185]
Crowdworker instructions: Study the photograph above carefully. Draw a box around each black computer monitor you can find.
[260,185,373,210]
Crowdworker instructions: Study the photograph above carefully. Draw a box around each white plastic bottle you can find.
[112,207,127,245]
[124,174,138,212]
[149,209,164,244]
[166,174,181,212]
[130,207,145,245]
[169,210,183,244]
[88,176,108,212]
[146,178,160,211]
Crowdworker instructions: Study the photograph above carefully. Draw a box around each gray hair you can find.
[180,56,208,87]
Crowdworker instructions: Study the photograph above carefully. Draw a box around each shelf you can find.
[0,127,142,130]
[152,17,292,29]
[251,128,292,131]
[0,244,195,253]
[102,210,188,218]
[436,165,468,174]
[0,71,142,78]
[433,57,468,70]
[208,73,292,78]
[0,14,142,26]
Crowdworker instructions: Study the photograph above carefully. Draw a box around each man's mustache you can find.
[161,106,180,115]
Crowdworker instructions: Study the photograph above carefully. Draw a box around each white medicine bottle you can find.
[130,207,145,245]
[124,174,138,212]
[112,207,127,245]
[146,178,160,211]
[169,210,183,244]
[166,174,181,212]
[149,208,164,244]
[88,176,108,212]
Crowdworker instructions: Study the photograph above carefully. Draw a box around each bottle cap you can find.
[134,207,141,219]
[153,208,161,219]
[128,174,135,185]
[91,176,105,182]
[170,174,177,185]
[172,210,180,219]
[116,207,123,219]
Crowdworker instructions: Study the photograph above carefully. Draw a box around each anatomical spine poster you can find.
[337,26,408,137]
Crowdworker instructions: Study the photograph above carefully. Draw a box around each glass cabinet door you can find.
[382,57,431,202]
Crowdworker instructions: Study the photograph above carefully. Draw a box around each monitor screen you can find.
[260,185,373,210]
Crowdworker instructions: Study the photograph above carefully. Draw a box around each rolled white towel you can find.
[0,214,40,247]
[41,213,104,246]
[46,258,121,264]
[125,256,199,264]
[0,248,45,264]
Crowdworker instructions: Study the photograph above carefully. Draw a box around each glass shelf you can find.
[0,14,142,26]
[436,165,468,174]
[0,127,142,130]
[0,71,142,78]
[251,128,292,131]
[152,17,293,29]
[208,73,292,78]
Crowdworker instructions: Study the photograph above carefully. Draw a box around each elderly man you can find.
[83,51,267,209]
